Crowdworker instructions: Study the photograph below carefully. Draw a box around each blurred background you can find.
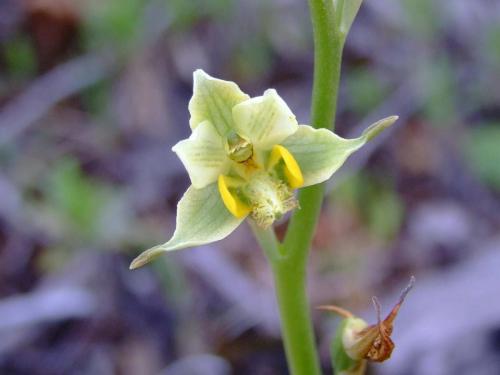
[1,0,500,374]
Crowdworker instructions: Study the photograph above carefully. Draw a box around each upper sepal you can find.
[189,69,249,136]
[232,89,298,149]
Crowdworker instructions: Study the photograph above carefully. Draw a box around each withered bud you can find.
[319,276,415,374]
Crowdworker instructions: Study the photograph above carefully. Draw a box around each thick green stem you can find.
[308,0,343,132]
[271,258,320,374]
[249,221,281,261]
[284,0,344,261]
[253,0,344,374]
[250,223,321,375]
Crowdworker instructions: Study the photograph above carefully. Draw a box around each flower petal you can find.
[172,120,229,189]
[130,183,244,269]
[232,89,298,149]
[268,145,304,188]
[282,116,398,187]
[218,175,251,218]
[189,69,250,136]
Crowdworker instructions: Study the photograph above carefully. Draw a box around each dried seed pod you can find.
[319,276,415,374]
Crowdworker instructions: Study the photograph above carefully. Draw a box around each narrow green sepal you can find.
[282,116,398,187]
[129,244,164,270]
[361,115,399,141]
[130,183,243,269]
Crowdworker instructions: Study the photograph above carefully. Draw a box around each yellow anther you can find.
[268,145,304,188]
[218,175,251,218]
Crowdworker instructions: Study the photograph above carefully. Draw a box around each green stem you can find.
[284,0,344,263]
[249,221,281,261]
[250,223,320,375]
[251,0,345,374]
[308,0,343,132]
[271,257,320,374]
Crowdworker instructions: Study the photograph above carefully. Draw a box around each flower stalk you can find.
[255,0,345,373]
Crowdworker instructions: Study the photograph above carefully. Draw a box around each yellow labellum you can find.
[269,145,304,188]
[218,175,251,218]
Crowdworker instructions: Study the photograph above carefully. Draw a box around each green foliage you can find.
[153,257,191,304]
[346,68,388,115]
[169,0,234,30]
[80,79,111,117]
[464,125,500,191]
[422,56,457,127]
[47,158,107,239]
[3,36,36,80]
[401,0,439,40]
[233,35,272,81]
[485,25,500,69]
[82,0,146,51]
[336,172,404,241]
[367,185,404,240]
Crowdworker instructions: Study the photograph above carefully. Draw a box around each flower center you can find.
[243,172,298,228]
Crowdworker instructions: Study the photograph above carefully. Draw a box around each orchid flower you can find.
[130,70,397,269]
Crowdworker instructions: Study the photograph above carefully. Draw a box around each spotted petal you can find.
[189,69,250,137]
[130,183,244,269]
[172,120,230,189]
[232,89,298,149]
[282,116,398,187]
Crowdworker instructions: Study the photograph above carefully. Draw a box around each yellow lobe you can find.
[218,175,250,218]
[269,145,304,188]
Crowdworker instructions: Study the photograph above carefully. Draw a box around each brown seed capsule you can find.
[320,276,415,364]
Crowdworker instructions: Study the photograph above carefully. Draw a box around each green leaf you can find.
[172,120,230,188]
[335,173,404,241]
[346,68,387,115]
[130,183,243,269]
[169,0,235,30]
[335,0,363,36]
[189,69,249,136]
[282,116,397,187]
[464,125,500,191]
[422,56,457,126]
[4,36,36,80]
[401,0,439,40]
[232,89,298,149]
[82,0,144,50]
[48,158,106,237]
